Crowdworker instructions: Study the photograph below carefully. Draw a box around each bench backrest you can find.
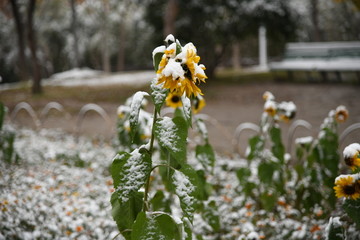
[284,42,360,59]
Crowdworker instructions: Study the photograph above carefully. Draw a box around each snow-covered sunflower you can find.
[343,143,360,171]
[335,105,348,123]
[166,91,183,109]
[333,175,360,200]
[154,35,207,98]
[264,100,276,117]
[192,95,206,114]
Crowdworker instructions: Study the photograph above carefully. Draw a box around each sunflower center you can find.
[345,156,354,166]
[171,95,180,103]
[343,185,356,195]
[182,64,192,80]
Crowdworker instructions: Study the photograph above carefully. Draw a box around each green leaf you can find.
[110,149,151,203]
[343,198,360,228]
[150,190,172,213]
[236,167,251,184]
[195,118,208,143]
[176,42,182,55]
[181,96,192,128]
[195,170,212,201]
[195,143,216,172]
[247,135,264,160]
[183,217,193,240]
[111,191,143,240]
[153,51,164,72]
[150,78,169,114]
[172,164,198,222]
[132,212,182,240]
[202,201,221,232]
[154,116,188,163]
[129,91,149,141]
[0,102,5,131]
[260,192,277,211]
[258,162,276,184]
[325,217,345,240]
[270,126,285,163]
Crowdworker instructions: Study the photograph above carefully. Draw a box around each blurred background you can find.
[1,0,359,92]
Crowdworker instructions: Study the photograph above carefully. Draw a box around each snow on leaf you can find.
[130,91,149,141]
[154,116,187,163]
[112,148,151,203]
[172,164,197,222]
[150,78,168,114]
[181,96,192,127]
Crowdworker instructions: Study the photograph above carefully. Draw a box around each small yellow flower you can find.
[264,101,276,117]
[334,175,360,200]
[335,105,348,123]
[192,95,206,114]
[344,143,360,171]
[166,92,183,109]
[344,152,360,171]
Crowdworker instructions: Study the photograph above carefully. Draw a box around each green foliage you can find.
[325,217,345,240]
[150,78,168,114]
[343,198,360,229]
[196,143,215,172]
[154,116,188,163]
[129,92,150,141]
[132,212,182,240]
[111,76,216,238]
[0,102,20,164]
[235,94,346,238]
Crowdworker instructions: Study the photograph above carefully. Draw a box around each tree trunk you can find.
[232,42,241,70]
[163,0,179,37]
[9,0,28,82]
[70,0,79,68]
[310,0,322,41]
[27,0,42,94]
[102,0,111,72]
[117,20,126,71]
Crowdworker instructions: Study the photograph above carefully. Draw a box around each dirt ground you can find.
[3,80,360,156]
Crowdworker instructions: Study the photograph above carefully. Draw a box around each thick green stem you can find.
[143,109,158,212]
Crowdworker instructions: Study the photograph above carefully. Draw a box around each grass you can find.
[0,84,148,113]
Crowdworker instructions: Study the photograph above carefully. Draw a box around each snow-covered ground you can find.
[0,125,352,240]
[0,127,118,239]
[0,68,154,91]
[45,69,154,88]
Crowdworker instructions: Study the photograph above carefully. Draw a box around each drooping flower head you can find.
[335,105,349,123]
[333,174,360,200]
[343,143,360,171]
[153,35,207,98]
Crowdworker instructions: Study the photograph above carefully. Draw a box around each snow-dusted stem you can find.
[143,108,158,212]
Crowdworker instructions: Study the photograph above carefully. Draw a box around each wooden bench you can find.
[269,42,360,82]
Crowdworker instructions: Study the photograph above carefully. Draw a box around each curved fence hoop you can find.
[287,119,312,154]
[75,103,112,134]
[340,123,360,146]
[10,102,41,128]
[232,122,260,156]
[194,113,233,143]
[40,102,69,125]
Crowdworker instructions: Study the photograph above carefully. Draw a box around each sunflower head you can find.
[154,35,207,98]
[166,92,183,109]
[192,95,206,114]
[343,143,360,171]
[335,105,349,123]
[334,175,360,200]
